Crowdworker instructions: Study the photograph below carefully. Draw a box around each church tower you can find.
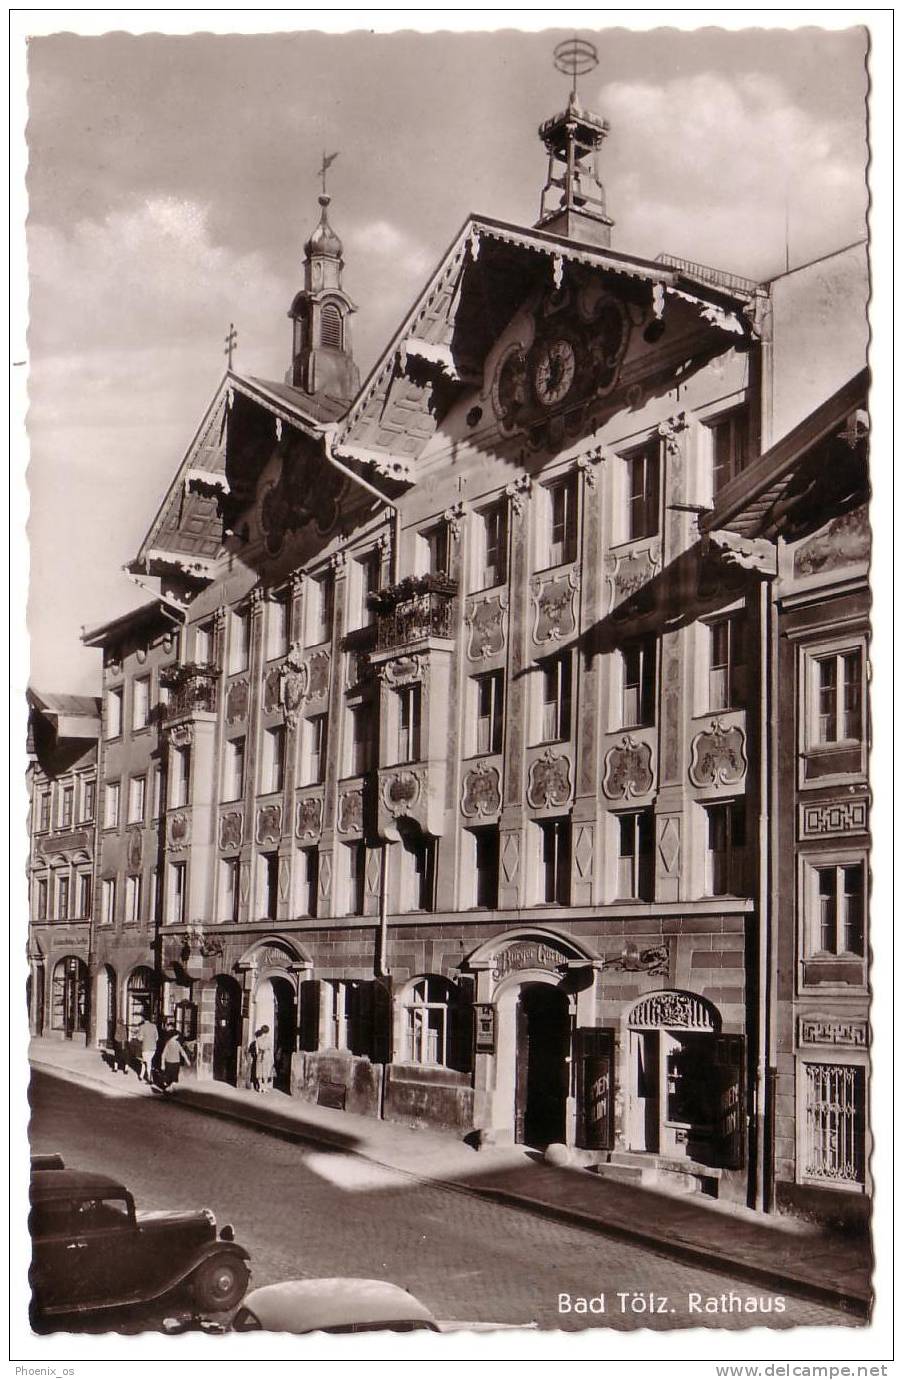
[286,188,360,404]
[535,38,614,249]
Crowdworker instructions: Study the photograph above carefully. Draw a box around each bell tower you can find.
[287,154,360,404]
[535,38,614,249]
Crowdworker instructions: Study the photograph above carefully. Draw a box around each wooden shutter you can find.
[714,1033,746,1169]
[575,1026,615,1150]
[298,980,320,1053]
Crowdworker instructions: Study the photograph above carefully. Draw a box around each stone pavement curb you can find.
[30,1054,871,1320]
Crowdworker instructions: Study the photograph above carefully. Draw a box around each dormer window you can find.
[320,304,342,349]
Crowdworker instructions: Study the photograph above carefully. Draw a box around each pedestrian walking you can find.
[159,1028,192,1092]
[135,1011,159,1084]
[254,1025,274,1094]
[113,1016,130,1074]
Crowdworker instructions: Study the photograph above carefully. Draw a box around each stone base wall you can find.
[384,1063,474,1133]
[292,1050,381,1119]
[775,1179,871,1232]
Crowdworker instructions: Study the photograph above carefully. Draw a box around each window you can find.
[403,976,467,1068]
[102,878,116,926]
[261,853,279,921]
[78,873,92,919]
[267,595,290,660]
[230,607,251,675]
[320,303,343,349]
[705,799,746,896]
[343,841,366,917]
[538,818,571,905]
[625,442,660,541]
[60,787,74,830]
[132,676,151,731]
[261,726,286,795]
[396,685,422,764]
[813,649,864,745]
[419,523,450,577]
[81,779,96,823]
[710,408,749,497]
[326,980,373,1055]
[151,766,163,819]
[474,672,504,755]
[128,776,146,824]
[352,551,381,629]
[56,875,70,920]
[36,878,48,922]
[709,616,747,711]
[38,792,51,832]
[810,862,866,956]
[472,826,500,908]
[616,811,654,901]
[803,1063,865,1186]
[195,620,214,664]
[104,782,121,829]
[170,745,191,808]
[106,687,123,739]
[168,862,187,925]
[307,574,334,646]
[221,858,242,924]
[305,715,328,785]
[539,654,572,743]
[347,703,376,777]
[300,848,318,917]
[476,501,508,588]
[621,638,655,728]
[400,831,435,912]
[125,874,142,925]
[225,737,246,801]
[545,474,578,568]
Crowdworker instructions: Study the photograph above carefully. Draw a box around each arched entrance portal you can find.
[94,965,117,1046]
[255,976,297,1094]
[515,983,570,1148]
[626,990,722,1162]
[50,958,88,1039]
[213,976,243,1086]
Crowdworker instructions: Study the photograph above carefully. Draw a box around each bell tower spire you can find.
[535,38,614,248]
[286,152,360,404]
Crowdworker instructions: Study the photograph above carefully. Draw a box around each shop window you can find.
[221,857,242,924]
[225,737,246,801]
[620,637,655,728]
[616,810,654,901]
[56,874,70,921]
[537,817,571,906]
[400,830,435,912]
[101,878,116,926]
[261,725,286,795]
[471,826,500,909]
[81,779,96,823]
[125,874,142,926]
[802,1062,866,1186]
[475,500,508,589]
[60,786,74,830]
[624,441,660,542]
[709,407,749,497]
[267,594,290,661]
[170,745,191,809]
[229,607,251,674]
[473,671,504,755]
[538,653,572,743]
[132,676,151,731]
[304,714,328,786]
[395,684,422,764]
[106,687,123,739]
[104,781,121,830]
[708,614,747,712]
[167,862,187,926]
[705,799,746,896]
[128,776,146,824]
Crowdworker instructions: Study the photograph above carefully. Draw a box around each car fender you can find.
[148,1241,251,1301]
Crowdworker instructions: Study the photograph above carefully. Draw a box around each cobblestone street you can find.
[27,1070,850,1334]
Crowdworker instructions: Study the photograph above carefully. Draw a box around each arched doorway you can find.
[515,983,570,1148]
[126,966,157,1029]
[213,976,243,1086]
[255,975,297,1094]
[626,991,722,1162]
[94,966,117,1046]
[50,958,88,1039]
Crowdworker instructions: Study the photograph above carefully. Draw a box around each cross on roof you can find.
[224,322,238,369]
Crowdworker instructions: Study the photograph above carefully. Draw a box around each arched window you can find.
[402,976,472,1071]
[126,966,156,1029]
[320,304,343,350]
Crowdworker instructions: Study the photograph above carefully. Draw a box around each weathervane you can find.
[553,36,599,101]
[319,150,340,195]
[224,321,238,369]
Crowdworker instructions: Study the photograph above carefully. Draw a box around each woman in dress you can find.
[254,1025,274,1094]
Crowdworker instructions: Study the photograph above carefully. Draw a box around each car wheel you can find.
[191,1256,249,1312]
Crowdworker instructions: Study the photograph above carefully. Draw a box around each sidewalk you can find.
[29,1038,871,1318]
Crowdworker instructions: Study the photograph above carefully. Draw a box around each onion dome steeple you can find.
[535,38,614,249]
[287,154,360,405]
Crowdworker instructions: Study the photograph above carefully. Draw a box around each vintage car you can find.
[29,1166,250,1319]
[229,1279,441,1334]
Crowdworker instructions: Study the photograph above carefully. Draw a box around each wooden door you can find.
[576,1027,615,1150]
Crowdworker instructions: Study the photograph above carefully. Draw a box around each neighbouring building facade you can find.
[27,692,101,1040]
[59,75,869,1220]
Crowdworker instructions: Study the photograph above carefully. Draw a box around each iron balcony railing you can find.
[160,662,219,719]
[370,575,458,652]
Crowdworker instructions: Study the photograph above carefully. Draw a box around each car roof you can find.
[30,1169,128,1202]
[241,1279,437,1332]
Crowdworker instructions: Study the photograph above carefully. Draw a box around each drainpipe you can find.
[377,843,390,978]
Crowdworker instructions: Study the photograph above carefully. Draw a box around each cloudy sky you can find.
[20,19,869,693]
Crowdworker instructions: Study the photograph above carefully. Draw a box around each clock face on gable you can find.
[533,338,577,407]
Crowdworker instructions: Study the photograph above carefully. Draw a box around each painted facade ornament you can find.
[253,943,299,972]
[461,762,502,819]
[793,506,870,578]
[256,804,282,845]
[706,529,777,577]
[444,502,465,542]
[531,568,579,643]
[465,593,508,661]
[799,797,869,839]
[628,991,717,1031]
[289,571,305,599]
[601,942,670,975]
[259,449,345,556]
[184,924,225,960]
[605,542,662,610]
[337,788,364,835]
[279,642,309,729]
[657,411,690,455]
[296,796,323,840]
[219,810,243,850]
[602,736,655,800]
[225,678,250,724]
[526,748,573,810]
[382,654,423,687]
[505,474,532,516]
[689,718,748,788]
[306,649,331,701]
[798,1018,868,1048]
[263,665,284,714]
[168,812,191,849]
[329,548,347,573]
[490,940,569,984]
[576,447,604,488]
[656,815,681,875]
[168,721,194,749]
[381,770,422,817]
[126,828,143,874]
